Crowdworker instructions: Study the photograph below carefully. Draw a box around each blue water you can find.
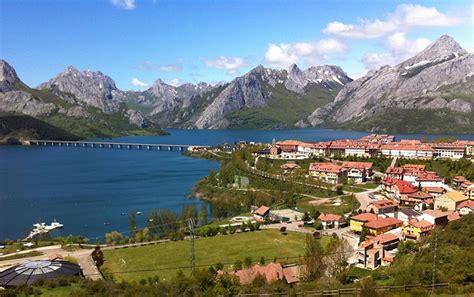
[1,128,473,241]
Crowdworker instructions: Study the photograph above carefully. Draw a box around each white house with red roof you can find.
[342,161,373,183]
[318,213,345,229]
[252,205,271,222]
[309,162,347,185]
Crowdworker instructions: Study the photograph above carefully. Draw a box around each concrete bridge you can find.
[27,140,210,152]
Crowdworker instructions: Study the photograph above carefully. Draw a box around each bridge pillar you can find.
[66,143,70,147]
[137,145,142,150]
[147,145,151,150]
[83,143,86,147]
[168,146,172,151]
[75,143,78,147]
[109,144,113,148]
[91,144,95,148]
[118,144,122,149]
[100,144,104,148]
[157,146,162,151]
[58,142,62,146]
[127,145,132,149]
[179,146,184,151]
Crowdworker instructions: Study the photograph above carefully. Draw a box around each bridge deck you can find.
[28,140,210,148]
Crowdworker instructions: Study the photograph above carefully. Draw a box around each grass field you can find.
[101,230,310,282]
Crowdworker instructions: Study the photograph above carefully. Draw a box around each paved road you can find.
[354,188,380,210]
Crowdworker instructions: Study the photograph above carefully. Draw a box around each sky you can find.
[1,0,472,90]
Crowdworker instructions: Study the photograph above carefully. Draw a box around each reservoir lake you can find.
[1,128,473,241]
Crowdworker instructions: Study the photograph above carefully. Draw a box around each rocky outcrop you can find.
[308,35,474,129]
[38,66,121,113]
[190,64,351,129]
[0,91,57,117]
[0,60,20,93]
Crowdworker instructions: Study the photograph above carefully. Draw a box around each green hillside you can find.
[225,83,340,129]
[0,113,81,143]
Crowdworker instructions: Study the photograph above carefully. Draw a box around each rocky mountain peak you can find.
[399,34,468,69]
[0,60,21,92]
[38,66,119,112]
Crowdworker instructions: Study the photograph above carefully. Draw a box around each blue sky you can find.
[1,0,472,90]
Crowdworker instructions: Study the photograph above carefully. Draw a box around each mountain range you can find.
[0,34,472,139]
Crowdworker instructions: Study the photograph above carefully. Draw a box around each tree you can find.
[302,211,311,222]
[325,239,351,281]
[310,208,321,221]
[244,256,253,268]
[373,176,381,184]
[336,185,344,195]
[199,204,208,226]
[259,256,265,265]
[129,211,137,237]
[181,204,197,222]
[105,231,123,245]
[302,234,325,281]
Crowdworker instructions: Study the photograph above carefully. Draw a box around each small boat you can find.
[136,211,142,215]
[104,222,111,226]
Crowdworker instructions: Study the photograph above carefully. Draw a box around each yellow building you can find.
[402,220,435,240]
[349,213,378,233]
[434,191,468,211]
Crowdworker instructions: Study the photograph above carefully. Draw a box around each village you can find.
[234,134,474,276]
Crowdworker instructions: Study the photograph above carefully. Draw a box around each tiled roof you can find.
[394,179,418,194]
[457,200,474,210]
[369,200,398,209]
[423,187,446,194]
[409,219,435,231]
[422,210,449,219]
[276,140,305,146]
[364,217,403,230]
[309,162,345,173]
[319,213,342,222]
[342,161,373,170]
[350,213,378,222]
[447,212,461,221]
[254,205,270,216]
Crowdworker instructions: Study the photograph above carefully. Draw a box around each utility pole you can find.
[188,218,196,276]
[431,231,438,294]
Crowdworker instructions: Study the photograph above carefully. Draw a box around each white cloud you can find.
[111,0,135,10]
[165,78,185,87]
[202,56,249,75]
[264,39,348,68]
[324,4,460,39]
[159,64,183,73]
[362,32,431,70]
[131,78,148,88]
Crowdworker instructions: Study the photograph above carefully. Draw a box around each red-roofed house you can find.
[418,210,450,226]
[349,213,378,233]
[252,205,271,221]
[342,161,373,183]
[457,200,474,216]
[309,162,347,184]
[423,187,446,198]
[381,178,418,201]
[366,200,399,215]
[402,219,435,240]
[364,217,403,235]
[358,233,400,269]
[318,213,345,229]
[386,167,404,179]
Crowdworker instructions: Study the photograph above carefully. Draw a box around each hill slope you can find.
[0,113,81,143]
